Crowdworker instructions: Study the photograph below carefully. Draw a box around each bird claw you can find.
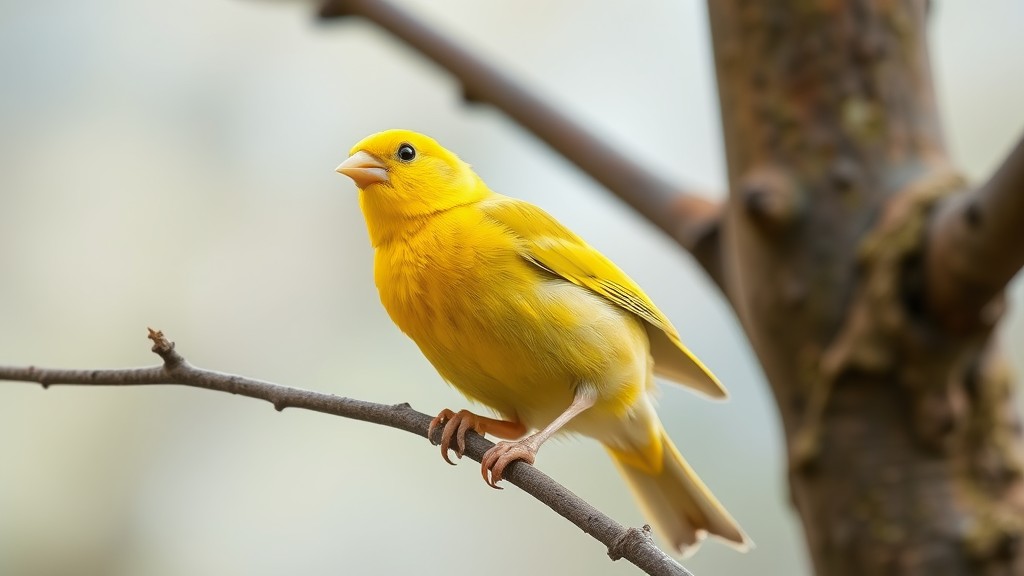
[429,409,536,486]
[481,439,537,489]
[428,408,485,465]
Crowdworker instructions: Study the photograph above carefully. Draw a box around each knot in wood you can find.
[740,165,800,231]
[607,525,654,561]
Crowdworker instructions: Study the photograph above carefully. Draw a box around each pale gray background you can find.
[1,1,1022,575]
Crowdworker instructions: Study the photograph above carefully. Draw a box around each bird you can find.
[336,129,749,554]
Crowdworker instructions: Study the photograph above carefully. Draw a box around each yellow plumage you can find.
[337,129,750,554]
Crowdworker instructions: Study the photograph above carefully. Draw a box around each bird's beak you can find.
[336,150,389,188]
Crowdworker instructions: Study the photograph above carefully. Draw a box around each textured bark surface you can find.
[707,1,1024,574]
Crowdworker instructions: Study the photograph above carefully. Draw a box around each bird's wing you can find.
[481,196,727,399]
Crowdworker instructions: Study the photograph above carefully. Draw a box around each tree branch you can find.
[315,0,724,286]
[927,132,1024,329]
[0,329,694,576]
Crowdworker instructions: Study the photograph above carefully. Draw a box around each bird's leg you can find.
[481,386,597,488]
[428,409,526,465]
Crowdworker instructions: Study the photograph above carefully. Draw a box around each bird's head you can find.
[337,130,488,239]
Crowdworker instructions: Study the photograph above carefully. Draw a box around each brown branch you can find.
[928,132,1024,329]
[0,329,694,576]
[315,0,724,286]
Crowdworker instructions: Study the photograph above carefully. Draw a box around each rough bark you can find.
[707,1,1024,574]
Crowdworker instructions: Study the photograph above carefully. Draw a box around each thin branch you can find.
[315,0,724,286]
[928,132,1024,329]
[0,329,694,576]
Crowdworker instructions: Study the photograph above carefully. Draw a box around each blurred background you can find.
[1,1,1022,574]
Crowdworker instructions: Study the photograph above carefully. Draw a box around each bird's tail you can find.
[606,422,751,556]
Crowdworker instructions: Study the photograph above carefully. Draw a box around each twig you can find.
[0,329,694,576]
[315,0,723,286]
[928,133,1024,329]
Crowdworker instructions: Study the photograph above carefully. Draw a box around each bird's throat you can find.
[358,179,490,247]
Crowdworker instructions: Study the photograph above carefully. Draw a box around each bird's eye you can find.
[397,143,416,162]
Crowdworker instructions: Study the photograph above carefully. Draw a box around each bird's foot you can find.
[428,408,486,465]
[481,437,539,489]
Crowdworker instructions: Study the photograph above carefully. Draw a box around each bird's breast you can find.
[372,209,648,425]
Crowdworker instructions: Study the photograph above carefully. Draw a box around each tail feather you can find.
[608,425,750,555]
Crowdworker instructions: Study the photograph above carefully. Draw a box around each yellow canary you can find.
[337,129,749,554]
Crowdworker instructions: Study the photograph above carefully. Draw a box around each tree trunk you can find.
[706,1,1024,574]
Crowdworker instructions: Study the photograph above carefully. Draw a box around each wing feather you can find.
[481,196,727,399]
